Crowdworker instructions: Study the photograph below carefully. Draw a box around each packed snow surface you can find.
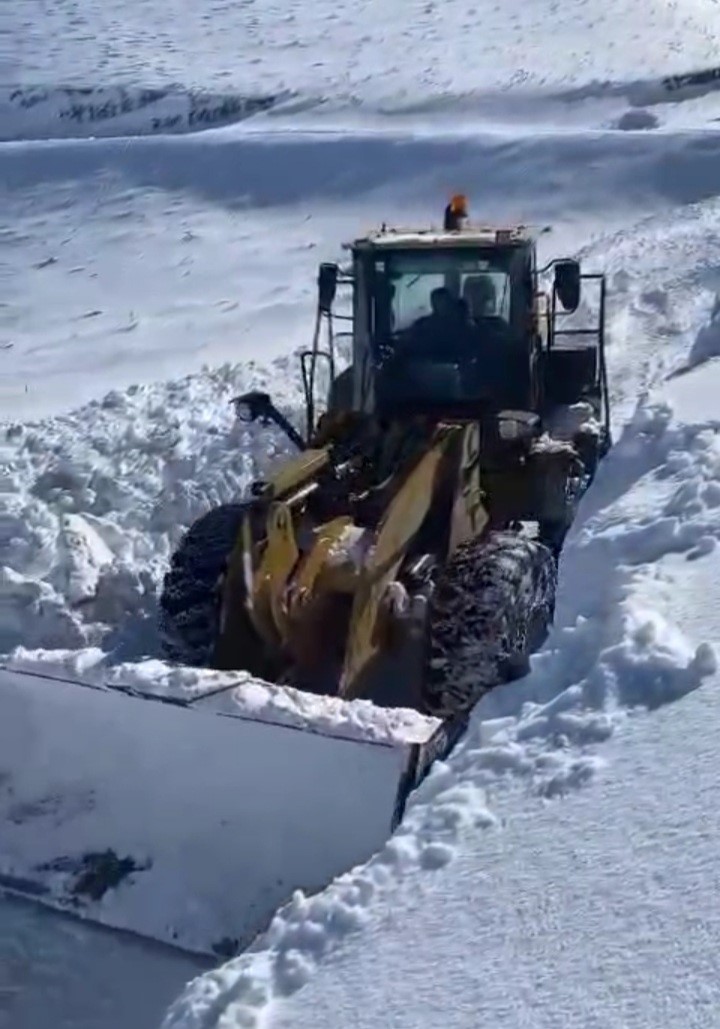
[4,0,720,1025]
[268,661,720,1029]
[0,895,205,1029]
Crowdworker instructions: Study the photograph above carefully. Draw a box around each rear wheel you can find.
[422,531,556,718]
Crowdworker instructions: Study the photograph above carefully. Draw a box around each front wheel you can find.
[159,502,265,672]
[422,531,556,718]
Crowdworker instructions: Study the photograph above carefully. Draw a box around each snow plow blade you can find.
[0,664,460,956]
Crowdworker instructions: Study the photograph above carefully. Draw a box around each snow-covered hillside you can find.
[7,0,720,117]
[4,0,720,1026]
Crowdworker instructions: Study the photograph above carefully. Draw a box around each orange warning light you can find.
[444,194,468,230]
[450,193,468,215]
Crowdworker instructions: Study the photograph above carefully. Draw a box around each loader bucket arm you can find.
[339,424,467,700]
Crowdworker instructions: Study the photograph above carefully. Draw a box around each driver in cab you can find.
[406,286,472,358]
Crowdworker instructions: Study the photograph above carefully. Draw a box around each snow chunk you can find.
[52,513,115,604]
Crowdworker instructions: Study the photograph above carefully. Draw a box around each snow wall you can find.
[0,665,460,956]
[5,65,720,143]
[0,85,284,142]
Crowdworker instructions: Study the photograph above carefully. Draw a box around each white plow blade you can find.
[0,666,449,956]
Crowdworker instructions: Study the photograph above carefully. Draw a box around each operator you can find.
[460,274,516,395]
[406,286,472,358]
[462,275,498,321]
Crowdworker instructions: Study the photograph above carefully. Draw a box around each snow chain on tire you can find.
[422,530,557,718]
[159,502,254,667]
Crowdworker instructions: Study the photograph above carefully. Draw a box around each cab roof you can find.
[347,224,536,251]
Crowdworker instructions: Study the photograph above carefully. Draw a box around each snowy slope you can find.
[4,0,720,420]
[6,0,720,116]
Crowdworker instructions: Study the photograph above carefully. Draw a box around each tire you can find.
[422,531,556,718]
[159,503,257,667]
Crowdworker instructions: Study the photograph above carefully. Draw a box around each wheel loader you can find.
[160,196,611,719]
[0,197,612,957]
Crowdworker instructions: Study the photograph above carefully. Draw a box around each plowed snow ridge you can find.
[4,64,720,142]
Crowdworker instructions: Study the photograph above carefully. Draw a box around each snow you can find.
[266,679,720,1029]
[7,0,720,126]
[3,656,438,745]
[5,0,720,1025]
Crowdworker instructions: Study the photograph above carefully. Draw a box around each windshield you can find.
[372,247,517,341]
[369,245,532,411]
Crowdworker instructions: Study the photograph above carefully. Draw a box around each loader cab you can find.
[293,202,608,451]
[350,228,540,418]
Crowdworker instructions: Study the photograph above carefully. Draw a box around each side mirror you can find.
[318,263,338,313]
[231,391,306,451]
[554,260,581,312]
[232,390,273,424]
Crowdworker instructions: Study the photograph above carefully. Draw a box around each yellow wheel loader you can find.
[1,199,611,957]
[160,198,611,719]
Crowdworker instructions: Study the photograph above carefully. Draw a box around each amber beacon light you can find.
[444,193,469,230]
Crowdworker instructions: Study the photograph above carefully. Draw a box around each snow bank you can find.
[263,383,720,1026]
[1,362,297,660]
[7,126,720,213]
[4,65,720,146]
[0,86,284,142]
[268,656,720,1029]
[159,338,720,1029]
